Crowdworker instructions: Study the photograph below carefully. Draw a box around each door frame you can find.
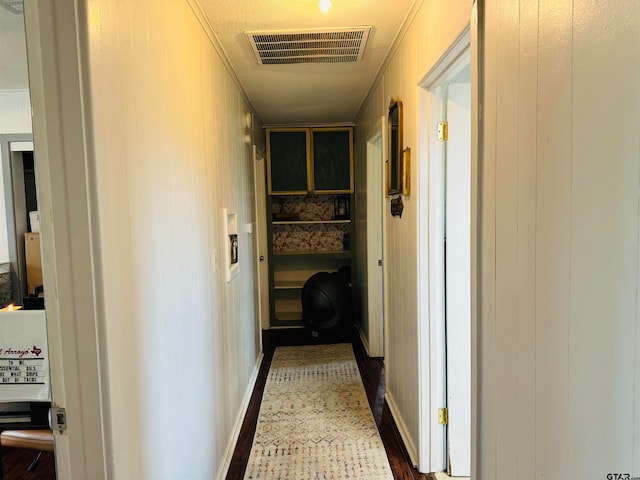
[252,144,270,331]
[362,117,386,357]
[417,4,478,472]
[0,134,33,303]
[24,1,108,478]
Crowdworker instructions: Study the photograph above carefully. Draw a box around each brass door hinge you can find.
[437,121,448,141]
[438,407,448,425]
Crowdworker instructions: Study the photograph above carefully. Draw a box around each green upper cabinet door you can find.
[267,129,310,194]
[311,128,353,193]
[267,127,353,194]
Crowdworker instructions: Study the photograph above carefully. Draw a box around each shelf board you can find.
[275,311,303,321]
[273,250,352,259]
[273,219,351,225]
[274,280,305,290]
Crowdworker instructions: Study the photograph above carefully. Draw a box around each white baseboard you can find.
[356,323,371,357]
[434,473,469,480]
[385,390,419,468]
[216,351,264,480]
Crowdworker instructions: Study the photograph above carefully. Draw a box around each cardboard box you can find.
[25,232,42,296]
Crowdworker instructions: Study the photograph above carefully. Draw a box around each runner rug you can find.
[244,343,393,479]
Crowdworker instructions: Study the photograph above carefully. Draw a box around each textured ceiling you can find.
[199,0,415,125]
[0,1,415,125]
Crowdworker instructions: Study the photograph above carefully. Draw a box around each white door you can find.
[253,145,270,330]
[365,121,385,357]
[444,79,471,476]
[419,16,475,476]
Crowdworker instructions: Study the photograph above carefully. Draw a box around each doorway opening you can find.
[0,138,40,304]
[0,1,57,478]
[358,117,386,357]
[418,27,473,477]
[253,144,269,333]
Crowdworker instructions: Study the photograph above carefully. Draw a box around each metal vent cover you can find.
[246,27,372,65]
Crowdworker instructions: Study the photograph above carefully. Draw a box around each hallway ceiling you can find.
[0,1,416,125]
[199,0,415,125]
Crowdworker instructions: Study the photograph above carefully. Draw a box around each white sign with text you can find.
[0,311,50,401]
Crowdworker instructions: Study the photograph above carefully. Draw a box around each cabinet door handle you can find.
[260,256,265,261]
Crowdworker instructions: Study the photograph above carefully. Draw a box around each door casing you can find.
[362,118,386,357]
[253,145,270,331]
[417,13,478,473]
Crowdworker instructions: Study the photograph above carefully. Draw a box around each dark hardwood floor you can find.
[0,447,55,480]
[226,327,433,480]
[0,328,430,480]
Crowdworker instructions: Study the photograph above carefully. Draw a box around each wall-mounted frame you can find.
[402,147,411,196]
[387,98,403,196]
[224,208,238,282]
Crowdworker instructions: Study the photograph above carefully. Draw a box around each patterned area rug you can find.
[244,344,393,480]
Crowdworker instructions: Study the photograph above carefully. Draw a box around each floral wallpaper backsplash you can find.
[271,195,350,253]
[273,224,349,253]
[272,194,337,221]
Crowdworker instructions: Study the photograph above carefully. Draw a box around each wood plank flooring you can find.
[0,447,55,480]
[0,328,431,480]
[227,328,433,480]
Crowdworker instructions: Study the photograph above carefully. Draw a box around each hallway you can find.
[5,0,638,477]
[226,329,431,480]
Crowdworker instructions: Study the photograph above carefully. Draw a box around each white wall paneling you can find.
[25,0,265,478]
[86,1,264,476]
[478,0,640,477]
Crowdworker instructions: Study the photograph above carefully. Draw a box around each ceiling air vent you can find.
[246,26,372,65]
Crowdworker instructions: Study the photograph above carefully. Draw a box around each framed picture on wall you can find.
[402,147,411,196]
[224,209,238,282]
[229,234,238,265]
[387,98,403,196]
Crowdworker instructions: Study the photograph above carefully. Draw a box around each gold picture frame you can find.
[386,98,403,196]
[402,147,411,196]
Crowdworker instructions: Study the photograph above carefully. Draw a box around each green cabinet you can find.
[312,129,353,192]
[267,129,310,194]
[267,127,353,195]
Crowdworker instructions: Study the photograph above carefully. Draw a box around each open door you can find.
[253,145,270,330]
[362,118,385,357]
[419,30,471,476]
[443,77,471,476]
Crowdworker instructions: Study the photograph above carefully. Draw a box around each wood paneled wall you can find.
[355,0,472,465]
[479,0,640,477]
[85,1,262,478]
